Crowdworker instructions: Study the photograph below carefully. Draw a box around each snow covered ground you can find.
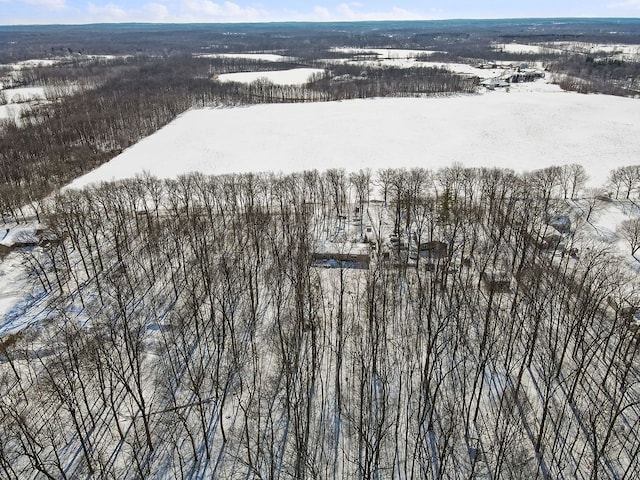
[69,80,640,189]
[0,104,22,121]
[493,43,549,54]
[196,52,293,62]
[215,67,324,85]
[547,41,640,60]
[0,87,47,122]
[330,47,440,58]
[0,250,41,334]
[1,84,77,122]
[322,56,524,80]
[2,86,47,103]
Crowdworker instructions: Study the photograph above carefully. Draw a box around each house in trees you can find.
[540,233,567,252]
[312,241,371,269]
[481,269,512,291]
[418,240,449,260]
[529,222,571,252]
[0,225,53,253]
[607,297,640,324]
[548,214,572,234]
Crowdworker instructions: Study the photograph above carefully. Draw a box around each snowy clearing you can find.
[0,250,39,330]
[12,58,61,69]
[493,43,548,54]
[69,83,640,189]
[548,41,640,60]
[2,86,47,103]
[410,61,514,77]
[1,85,76,122]
[215,67,324,85]
[322,57,520,79]
[331,47,440,58]
[0,104,23,121]
[195,52,293,62]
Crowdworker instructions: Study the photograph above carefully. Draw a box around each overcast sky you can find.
[1,0,639,25]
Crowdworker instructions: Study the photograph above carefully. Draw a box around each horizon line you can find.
[2,16,640,28]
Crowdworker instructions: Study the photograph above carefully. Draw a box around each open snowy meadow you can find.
[69,80,640,189]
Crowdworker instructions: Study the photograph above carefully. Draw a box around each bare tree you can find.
[617,218,640,257]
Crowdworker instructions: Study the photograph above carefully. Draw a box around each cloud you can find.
[49,0,429,23]
[180,1,270,21]
[87,2,128,21]
[608,0,640,8]
[83,2,178,22]
[312,6,332,20]
[23,0,67,9]
[301,4,424,21]
[143,2,170,20]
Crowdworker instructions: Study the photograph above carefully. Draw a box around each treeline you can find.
[3,19,639,63]
[1,166,639,478]
[547,54,640,96]
[0,56,207,221]
[0,55,475,222]
[311,63,477,98]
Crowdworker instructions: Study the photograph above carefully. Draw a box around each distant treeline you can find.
[2,19,640,63]
[547,55,640,96]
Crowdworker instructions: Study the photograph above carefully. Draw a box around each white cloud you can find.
[143,2,170,20]
[300,4,424,21]
[180,0,269,21]
[24,0,66,9]
[70,0,428,23]
[312,6,332,20]
[87,2,128,21]
[608,0,640,9]
[335,3,357,18]
[83,2,179,22]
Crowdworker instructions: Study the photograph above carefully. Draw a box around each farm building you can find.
[480,78,510,89]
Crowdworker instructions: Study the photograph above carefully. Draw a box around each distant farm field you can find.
[69,83,640,189]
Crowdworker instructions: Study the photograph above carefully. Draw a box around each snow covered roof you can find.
[0,226,42,248]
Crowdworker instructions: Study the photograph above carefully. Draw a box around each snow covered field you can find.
[0,85,76,122]
[493,43,548,54]
[548,41,640,60]
[69,81,640,189]
[196,52,293,62]
[215,67,324,85]
[2,86,47,103]
[331,47,439,58]
[0,87,48,121]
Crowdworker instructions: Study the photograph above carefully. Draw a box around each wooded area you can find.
[1,166,639,479]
